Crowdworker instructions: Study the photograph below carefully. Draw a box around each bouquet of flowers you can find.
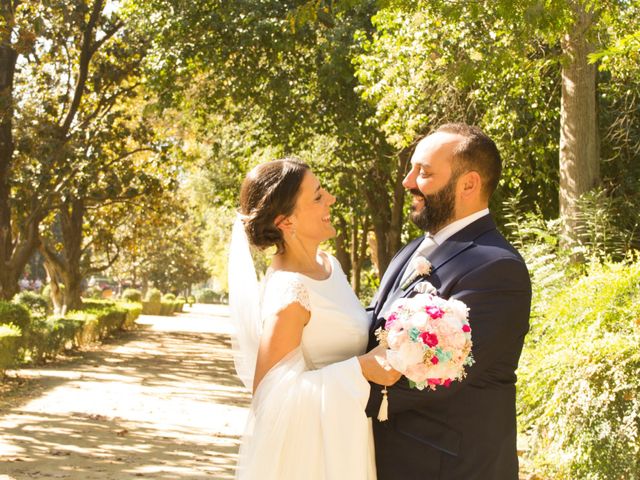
[375,283,475,420]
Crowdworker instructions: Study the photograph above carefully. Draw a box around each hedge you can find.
[0,301,142,371]
[141,300,184,316]
[0,324,21,375]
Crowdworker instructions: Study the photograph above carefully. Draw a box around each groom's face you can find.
[403,132,463,233]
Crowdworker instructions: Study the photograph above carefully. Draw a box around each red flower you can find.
[430,356,439,365]
[419,331,439,347]
[427,378,442,386]
[425,305,444,319]
[443,379,452,388]
[462,324,471,333]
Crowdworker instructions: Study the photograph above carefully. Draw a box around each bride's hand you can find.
[358,345,402,386]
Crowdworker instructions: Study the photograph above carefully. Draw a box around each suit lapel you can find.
[371,214,498,333]
[399,214,497,298]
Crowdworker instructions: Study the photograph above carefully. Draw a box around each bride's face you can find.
[289,171,336,243]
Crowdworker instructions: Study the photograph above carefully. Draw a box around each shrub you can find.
[518,259,640,479]
[159,302,175,316]
[65,306,127,345]
[0,301,30,333]
[145,288,162,303]
[13,291,49,318]
[24,318,79,363]
[122,288,142,302]
[141,301,161,315]
[175,297,186,313]
[81,299,116,310]
[118,302,142,329]
[0,323,21,374]
[196,289,217,304]
[187,295,196,306]
[162,293,176,302]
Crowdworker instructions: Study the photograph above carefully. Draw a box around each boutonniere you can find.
[401,255,432,290]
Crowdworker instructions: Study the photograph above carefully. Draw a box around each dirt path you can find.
[0,304,250,480]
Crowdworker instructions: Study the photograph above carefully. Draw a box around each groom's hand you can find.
[358,345,402,386]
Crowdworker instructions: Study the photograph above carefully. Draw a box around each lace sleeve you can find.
[261,272,311,319]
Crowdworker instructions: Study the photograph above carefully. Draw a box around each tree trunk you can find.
[559,3,599,247]
[350,216,369,296]
[61,199,85,310]
[350,217,361,295]
[367,149,409,277]
[43,261,65,316]
[333,214,352,280]
[0,6,18,300]
[39,199,86,311]
[0,3,44,300]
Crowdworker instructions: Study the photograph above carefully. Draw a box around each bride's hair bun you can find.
[240,158,310,254]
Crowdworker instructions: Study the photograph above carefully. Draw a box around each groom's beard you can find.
[409,175,458,233]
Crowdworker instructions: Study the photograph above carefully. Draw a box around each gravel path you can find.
[0,304,250,480]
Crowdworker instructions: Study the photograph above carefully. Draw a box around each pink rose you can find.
[430,355,439,365]
[425,305,445,319]
[443,379,452,388]
[385,313,398,329]
[419,331,439,347]
[462,324,471,333]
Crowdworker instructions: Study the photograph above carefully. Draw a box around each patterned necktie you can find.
[399,234,438,286]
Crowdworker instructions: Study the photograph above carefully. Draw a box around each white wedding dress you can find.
[235,252,376,480]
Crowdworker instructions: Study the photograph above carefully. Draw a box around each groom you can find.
[360,123,531,479]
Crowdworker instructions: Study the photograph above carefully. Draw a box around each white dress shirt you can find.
[408,208,490,268]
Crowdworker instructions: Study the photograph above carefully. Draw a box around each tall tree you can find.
[0,0,134,299]
[0,0,42,299]
[133,0,406,280]
[559,1,600,245]
[355,0,637,245]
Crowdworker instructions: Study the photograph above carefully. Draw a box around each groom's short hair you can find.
[436,123,502,198]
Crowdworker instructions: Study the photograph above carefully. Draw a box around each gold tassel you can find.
[377,387,389,422]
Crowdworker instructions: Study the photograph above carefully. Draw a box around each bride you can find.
[228,158,400,480]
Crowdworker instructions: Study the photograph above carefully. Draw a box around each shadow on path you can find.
[0,305,250,480]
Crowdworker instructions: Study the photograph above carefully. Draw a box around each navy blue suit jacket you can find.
[366,214,531,480]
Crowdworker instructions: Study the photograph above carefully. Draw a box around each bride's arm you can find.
[252,302,310,394]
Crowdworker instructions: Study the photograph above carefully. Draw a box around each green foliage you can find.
[108,193,210,294]
[3,300,140,366]
[518,259,640,479]
[0,302,31,333]
[0,324,22,375]
[13,291,49,318]
[118,302,143,329]
[162,293,176,301]
[81,299,116,310]
[571,189,638,261]
[122,288,143,302]
[196,289,217,304]
[24,318,80,363]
